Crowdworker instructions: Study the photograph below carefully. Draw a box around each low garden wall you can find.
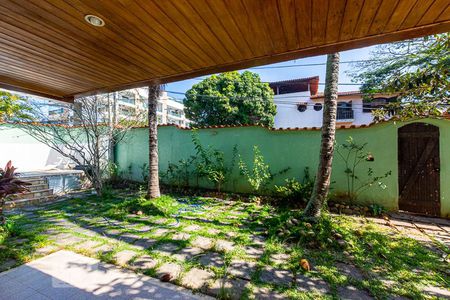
[115,118,450,217]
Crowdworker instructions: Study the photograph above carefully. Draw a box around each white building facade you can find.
[44,89,191,127]
[270,77,394,128]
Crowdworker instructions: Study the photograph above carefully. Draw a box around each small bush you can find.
[274,168,314,203]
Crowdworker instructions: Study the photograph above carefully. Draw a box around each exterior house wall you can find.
[115,118,450,218]
[0,125,76,171]
[274,93,375,128]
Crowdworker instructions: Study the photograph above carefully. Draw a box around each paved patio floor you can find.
[0,250,211,300]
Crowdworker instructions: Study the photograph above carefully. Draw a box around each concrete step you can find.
[9,189,53,200]
[19,177,48,185]
[4,195,57,210]
[27,183,50,191]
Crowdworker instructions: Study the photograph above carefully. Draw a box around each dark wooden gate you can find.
[398,123,440,216]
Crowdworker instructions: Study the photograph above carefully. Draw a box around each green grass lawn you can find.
[1,190,449,299]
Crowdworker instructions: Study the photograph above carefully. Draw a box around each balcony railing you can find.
[337,108,354,120]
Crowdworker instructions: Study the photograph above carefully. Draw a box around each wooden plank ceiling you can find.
[0,0,449,102]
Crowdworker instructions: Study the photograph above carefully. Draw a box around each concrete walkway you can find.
[0,250,212,300]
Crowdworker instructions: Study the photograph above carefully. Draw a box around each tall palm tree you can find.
[147,84,161,199]
[304,53,340,220]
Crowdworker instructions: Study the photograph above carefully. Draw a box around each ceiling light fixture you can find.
[84,15,105,27]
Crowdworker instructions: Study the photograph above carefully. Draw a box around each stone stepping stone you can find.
[55,234,85,246]
[132,238,157,250]
[215,240,234,252]
[181,268,214,290]
[104,228,122,236]
[156,262,182,282]
[153,243,179,256]
[35,245,59,256]
[259,266,293,286]
[208,278,250,300]
[151,228,171,237]
[173,247,204,261]
[153,218,167,225]
[225,231,238,238]
[270,253,290,265]
[114,250,137,265]
[199,252,225,268]
[207,228,221,235]
[184,224,202,232]
[296,274,330,294]
[252,287,285,299]
[227,260,256,280]
[171,232,191,241]
[133,225,152,232]
[73,240,102,251]
[421,285,450,298]
[0,259,17,272]
[95,243,115,253]
[336,262,365,281]
[191,236,214,250]
[129,255,158,271]
[250,235,267,246]
[120,233,140,243]
[338,285,374,299]
[244,246,264,259]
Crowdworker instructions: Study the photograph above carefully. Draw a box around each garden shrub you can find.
[274,167,314,203]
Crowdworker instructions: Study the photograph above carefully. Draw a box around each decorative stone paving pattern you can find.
[215,240,234,252]
[270,253,290,265]
[152,228,171,237]
[421,285,450,298]
[132,238,157,250]
[73,240,102,252]
[244,246,264,259]
[253,287,285,299]
[172,232,191,241]
[173,247,204,261]
[336,262,366,281]
[259,266,293,286]
[154,242,179,256]
[191,236,214,250]
[156,262,182,282]
[184,224,202,232]
[227,260,256,280]
[338,285,374,299]
[129,255,158,271]
[296,274,330,294]
[207,278,249,300]
[114,250,137,265]
[199,252,224,268]
[181,268,214,290]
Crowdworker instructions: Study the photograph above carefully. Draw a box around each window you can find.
[362,97,396,113]
[297,104,307,112]
[337,101,353,120]
[313,103,322,111]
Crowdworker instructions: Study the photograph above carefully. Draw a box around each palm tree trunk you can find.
[147,84,161,199]
[304,52,340,220]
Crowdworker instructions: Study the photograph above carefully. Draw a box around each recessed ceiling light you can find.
[84,15,105,27]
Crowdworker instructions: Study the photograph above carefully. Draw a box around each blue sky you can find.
[165,45,376,101]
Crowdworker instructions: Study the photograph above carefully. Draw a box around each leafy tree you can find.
[184,71,276,127]
[350,33,449,120]
[0,91,31,122]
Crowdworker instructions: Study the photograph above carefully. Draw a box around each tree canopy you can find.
[184,71,276,127]
[350,33,449,120]
[0,91,31,122]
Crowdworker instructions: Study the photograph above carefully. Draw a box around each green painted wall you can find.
[115,119,450,217]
